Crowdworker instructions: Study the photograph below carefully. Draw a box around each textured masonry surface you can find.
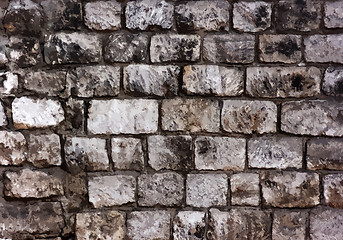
[0,0,343,239]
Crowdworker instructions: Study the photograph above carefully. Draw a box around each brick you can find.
[4,169,64,198]
[323,67,343,96]
[304,35,343,63]
[173,211,206,240]
[0,35,8,67]
[104,32,148,63]
[88,99,158,134]
[44,32,101,64]
[261,171,320,208]
[307,138,343,170]
[0,101,6,126]
[126,0,173,30]
[0,131,26,166]
[27,134,62,168]
[63,172,87,212]
[203,34,255,63]
[138,172,184,207]
[281,100,343,136]
[324,1,343,28]
[88,175,136,207]
[324,174,343,208]
[84,1,121,30]
[124,64,180,96]
[63,98,84,133]
[183,65,244,96]
[272,210,306,240]
[175,1,230,32]
[12,97,64,129]
[222,100,277,134]
[259,35,301,63]
[233,1,272,32]
[231,173,260,206]
[162,98,220,132]
[112,137,144,170]
[127,211,170,240]
[76,211,125,240]
[0,72,17,96]
[186,173,227,208]
[246,67,321,98]
[7,37,41,67]
[150,34,201,62]
[195,136,245,171]
[148,135,193,171]
[248,136,303,169]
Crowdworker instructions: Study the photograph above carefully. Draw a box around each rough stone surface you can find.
[233,2,272,32]
[203,34,255,63]
[248,136,303,169]
[148,135,193,171]
[84,1,121,31]
[151,34,201,62]
[124,64,180,96]
[281,100,343,136]
[304,35,343,63]
[323,174,343,208]
[112,138,144,170]
[325,1,343,28]
[4,169,64,198]
[246,67,321,98]
[272,210,306,240]
[0,101,6,126]
[138,172,184,207]
[126,0,173,30]
[7,36,41,67]
[63,98,84,133]
[173,211,206,240]
[323,67,343,96]
[12,97,64,129]
[183,65,244,96]
[76,211,125,240]
[175,1,230,32]
[0,131,26,166]
[88,175,136,208]
[45,32,101,64]
[27,134,62,168]
[0,72,17,96]
[104,32,148,63]
[259,35,301,63]
[162,98,220,132]
[195,136,245,171]
[127,211,170,240]
[261,171,320,208]
[231,173,260,206]
[0,35,8,67]
[88,99,158,134]
[186,174,227,208]
[222,100,277,134]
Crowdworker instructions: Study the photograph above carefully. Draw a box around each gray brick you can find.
[272,210,306,240]
[305,35,343,63]
[324,1,343,28]
[323,67,343,96]
[173,211,206,240]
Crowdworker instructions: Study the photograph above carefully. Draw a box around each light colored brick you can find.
[0,71,18,96]
[0,100,6,126]
[324,1,343,28]
[324,174,343,208]
[0,131,26,166]
[231,173,260,206]
[173,211,206,240]
[323,67,343,96]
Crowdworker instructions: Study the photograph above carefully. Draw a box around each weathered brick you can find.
[4,169,64,198]
[0,131,26,166]
[222,100,277,134]
[112,137,144,170]
[261,171,320,208]
[204,34,255,63]
[272,210,306,240]
[324,1,343,28]
[124,64,180,96]
[324,174,343,208]
[104,32,148,63]
[162,98,220,132]
[0,35,8,67]
[63,172,87,212]
[173,211,206,240]
[183,65,244,96]
[304,35,343,63]
[88,175,136,207]
[323,67,343,96]
[186,173,227,208]
[248,136,303,169]
[76,211,125,240]
[0,101,6,126]
[126,0,173,30]
[138,172,184,207]
[281,100,343,136]
[151,34,201,62]
[195,136,245,171]
[84,1,121,30]
[307,138,343,170]
[88,99,158,134]
[12,97,64,129]
[7,37,41,67]
[63,98,84,133]
[175,1,230,32]
[247,67,321,98]
[233,1,272,32]
[148,135,192,171]
[127,211,170,240]
[44,32,101,64]
[0,72,17,96]
[231,173,260,206]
